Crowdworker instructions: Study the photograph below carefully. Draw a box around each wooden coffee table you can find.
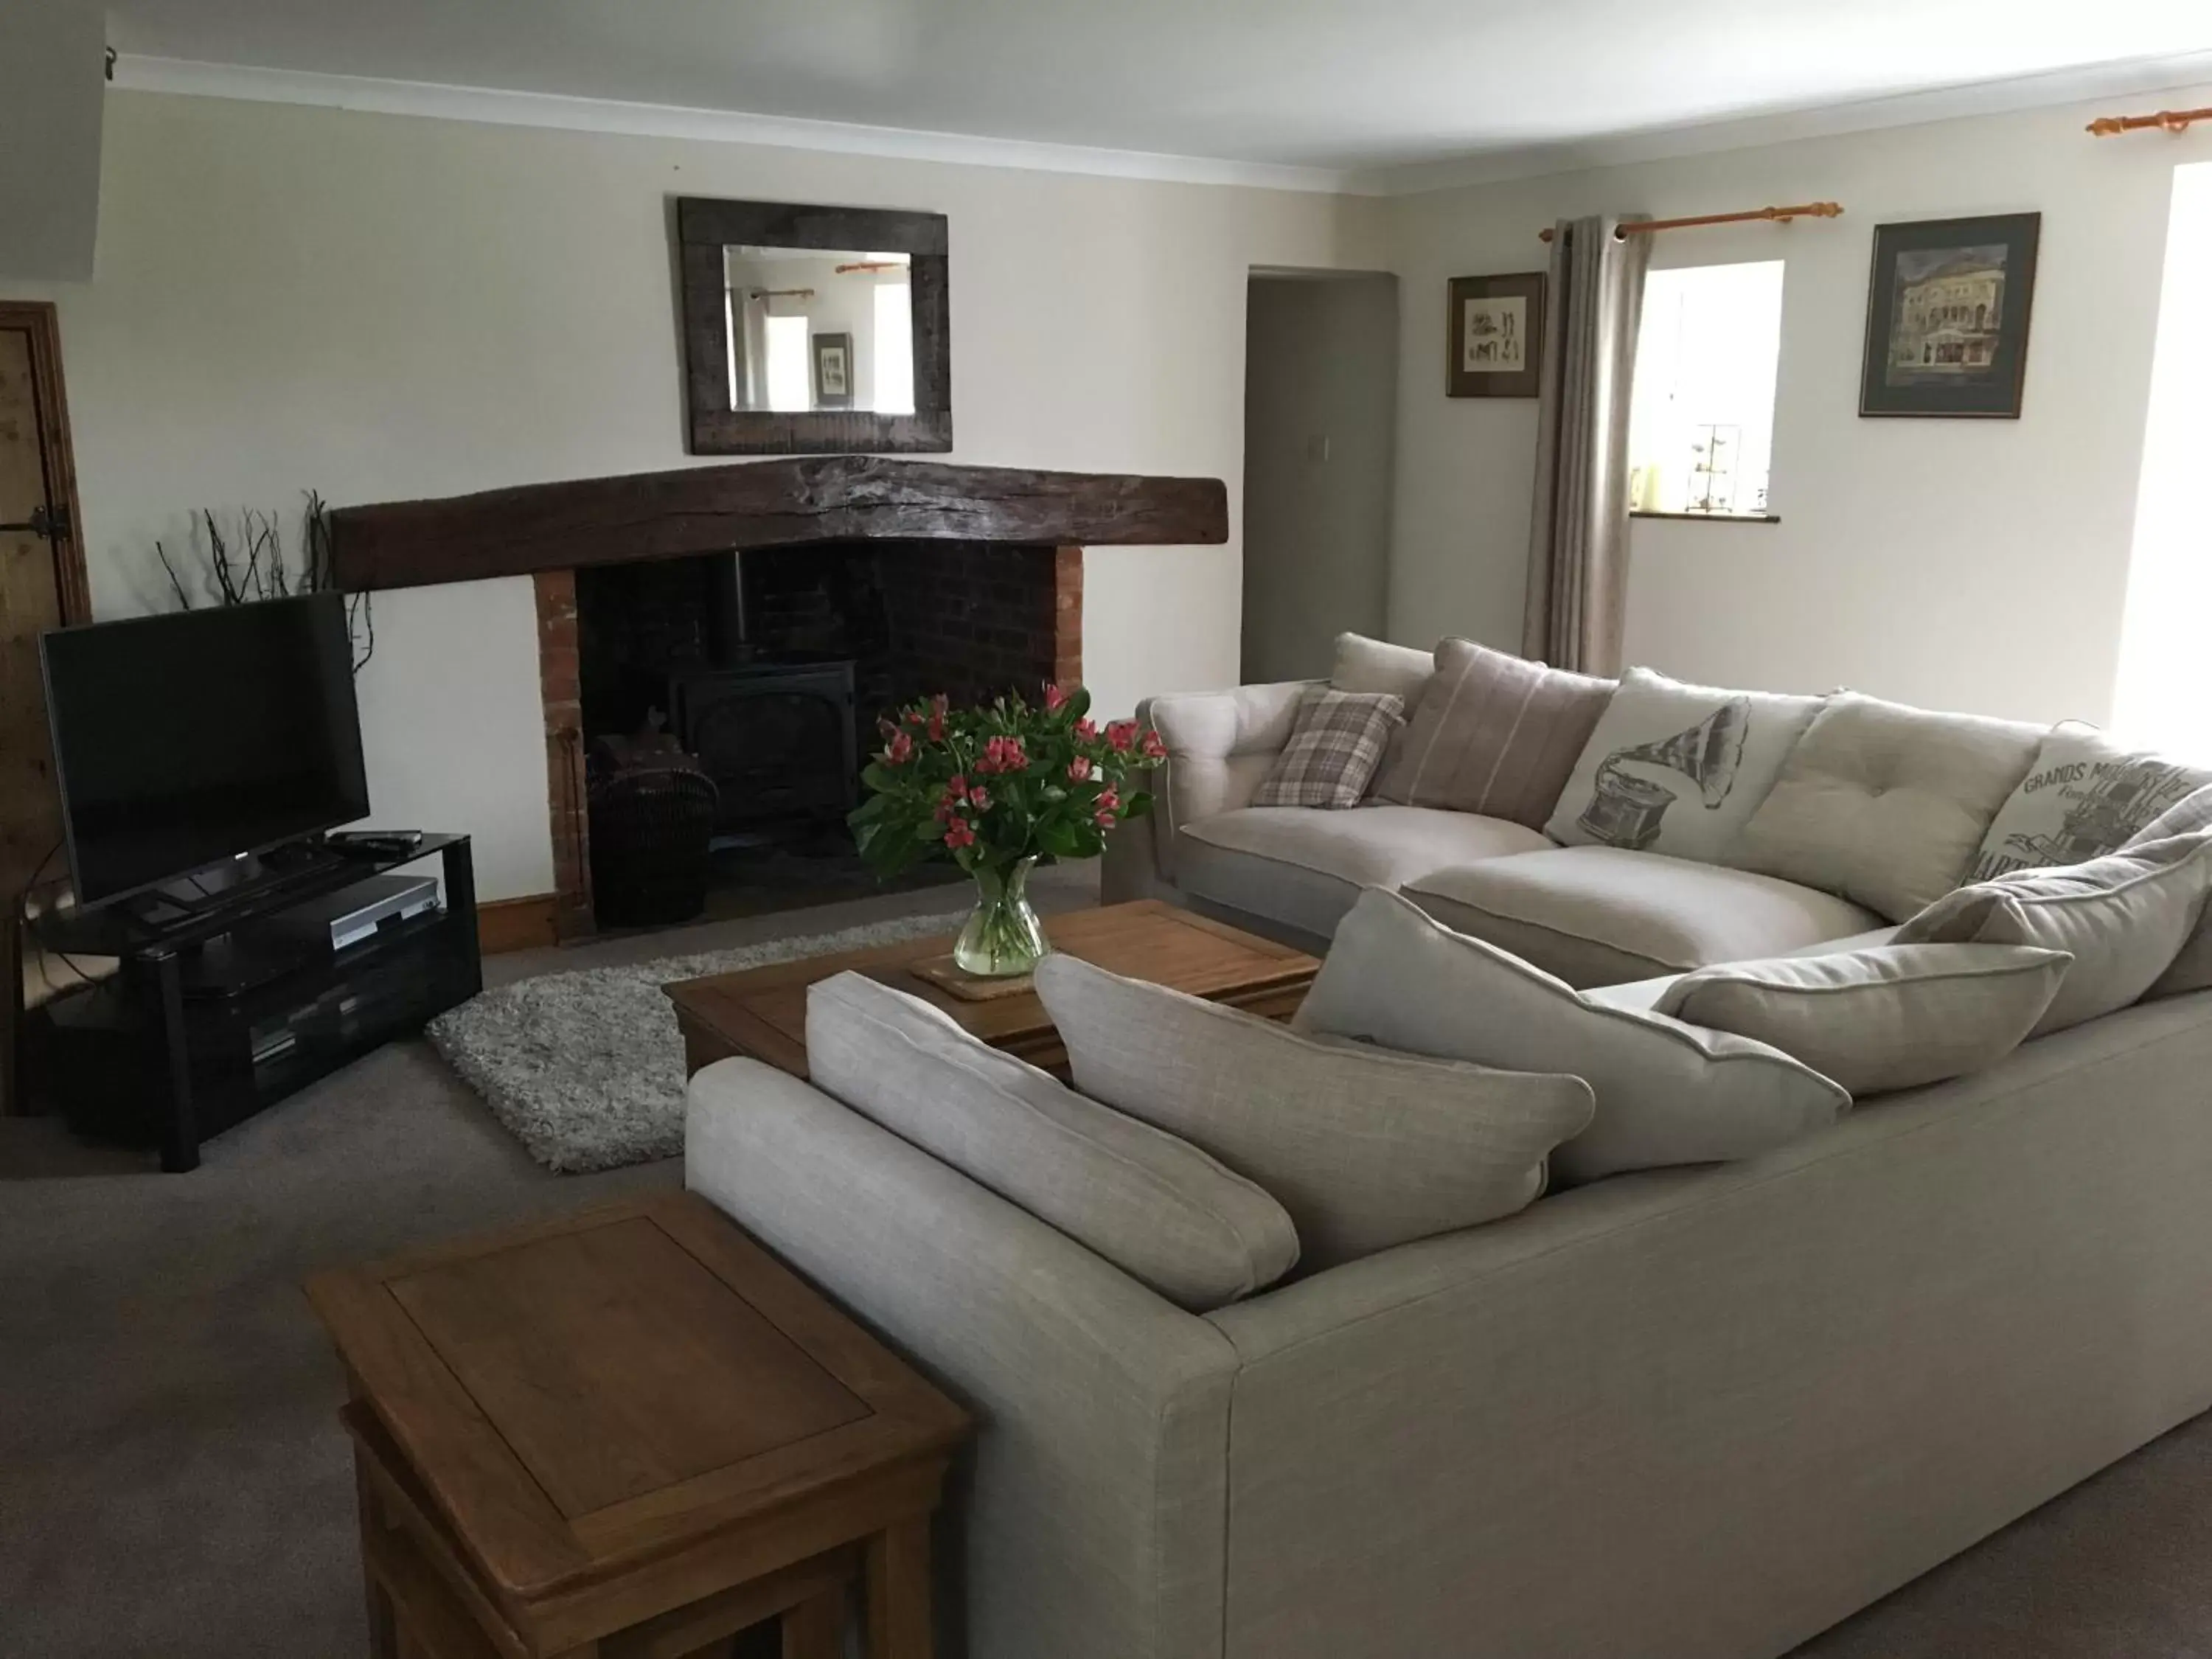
[306,1192,970,1658]
[664,899,1318,1081]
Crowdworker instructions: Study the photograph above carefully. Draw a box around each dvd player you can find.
[257,874,443,953]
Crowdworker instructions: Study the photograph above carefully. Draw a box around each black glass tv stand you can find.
[29,834,480,1172]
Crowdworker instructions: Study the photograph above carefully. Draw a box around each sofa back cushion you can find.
[1298,890,1849,1184]
[806,973,1300,1310]
[1894,833,2212,1034]
[2129,786,2212,995]
[1034,952,1593,1269]
[1545,667,1822,864]
[1647,944,2072,1095]
[1734,692,2045,922]
[1368,637,1615,829]
[1967,721,2212,882]
[1330,630,1434,704]
[1332,632,1434,782]
[1250,688,1405,809]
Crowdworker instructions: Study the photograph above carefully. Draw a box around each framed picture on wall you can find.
[811,331,855,409]
[1447,272,1545,398]
[1860,212,2041,418]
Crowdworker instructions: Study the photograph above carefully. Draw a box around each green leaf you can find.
[1036,818,1085,859]
[1121,789,1155,821]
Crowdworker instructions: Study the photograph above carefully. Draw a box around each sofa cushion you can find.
[1330,630,1434,705]
[1178,805,1553,942]
[1642,944,2073,1095]
[1034,951,1593,1269]
[1370,636,1615,828]
[1734,692,2045,922]
[1297,890,1848,1183]
[1967,721,2212,882]
[1896,832,2212,1034]
[1545,667,1821,863]
[1250,688,1405,810]
[1331,632,1434,784]
[2130,782,2212,846]
[1402,845,1882,988]
[2129,787,2212,995]
[804,973,1299,1310]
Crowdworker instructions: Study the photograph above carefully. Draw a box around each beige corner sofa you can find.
[686,639,2212,1659]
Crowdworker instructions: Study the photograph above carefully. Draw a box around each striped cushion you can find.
[1251,689,1405,810]
[1371,638,1616,829]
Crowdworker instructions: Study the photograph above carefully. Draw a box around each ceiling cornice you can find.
[111,48,2212,201]
[1352,49,2212,197]
[107,55,1361,195]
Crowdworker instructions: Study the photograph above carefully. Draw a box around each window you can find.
[2112,161,2212,757]
[764,314,812,412]
[1627,261,1786,518]
[873,281,915,415]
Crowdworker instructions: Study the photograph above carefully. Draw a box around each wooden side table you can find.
[306,1193,970,1658]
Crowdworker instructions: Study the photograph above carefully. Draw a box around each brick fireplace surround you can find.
[328,458,1224,938]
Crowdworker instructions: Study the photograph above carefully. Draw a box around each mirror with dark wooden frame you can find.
[677,197,951,456]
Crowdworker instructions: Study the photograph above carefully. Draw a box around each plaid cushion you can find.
[1252,689,1407,810]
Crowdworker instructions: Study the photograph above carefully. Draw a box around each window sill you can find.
[1631,510,1781,524]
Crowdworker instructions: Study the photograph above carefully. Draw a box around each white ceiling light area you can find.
[107,0,2212,189]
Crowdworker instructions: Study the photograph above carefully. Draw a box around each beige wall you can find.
[1384,85,2212,726]
[22,91,1381,899]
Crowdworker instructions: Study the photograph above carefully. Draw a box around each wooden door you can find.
[0,302,89,1114]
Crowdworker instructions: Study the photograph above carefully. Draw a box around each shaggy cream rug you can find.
[428,912,954,1172]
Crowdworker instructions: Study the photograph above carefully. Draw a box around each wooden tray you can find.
[906,953,1038,1002]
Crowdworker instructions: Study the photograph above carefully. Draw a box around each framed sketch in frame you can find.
[1447,273,1545,398]
[1860,212,2040,418]
[812,331,855,409]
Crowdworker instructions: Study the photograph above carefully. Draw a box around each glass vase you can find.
[953,856,1047,978]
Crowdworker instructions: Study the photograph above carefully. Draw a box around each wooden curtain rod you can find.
[1538,202,1843,243]
[2087,106,2212,136]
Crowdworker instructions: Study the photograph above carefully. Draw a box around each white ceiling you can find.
[109,0,2212,181]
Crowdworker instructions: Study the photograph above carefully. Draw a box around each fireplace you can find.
[576,540,1076,846]
[328,456,1222,935]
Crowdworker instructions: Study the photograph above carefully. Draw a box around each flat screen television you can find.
[40,592,371,907]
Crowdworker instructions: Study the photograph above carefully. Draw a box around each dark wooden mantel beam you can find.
[327,456,1228,591]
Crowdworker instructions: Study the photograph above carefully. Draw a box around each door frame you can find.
[0,301,91,624]
[2,299,91,1116]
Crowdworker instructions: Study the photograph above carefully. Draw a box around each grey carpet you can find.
[428,911,964,1172]
[7,862,2212,1657]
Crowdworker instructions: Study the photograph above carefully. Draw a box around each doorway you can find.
[1,301,91,1114]
[1240,271,1399,684]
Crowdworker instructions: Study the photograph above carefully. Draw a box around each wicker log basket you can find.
[588,763,720,928]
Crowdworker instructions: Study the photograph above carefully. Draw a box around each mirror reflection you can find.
[723,246,916,415]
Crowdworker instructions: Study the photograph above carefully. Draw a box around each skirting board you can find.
[478,894,560,955]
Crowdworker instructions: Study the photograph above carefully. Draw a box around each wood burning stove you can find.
[668,658,858,836]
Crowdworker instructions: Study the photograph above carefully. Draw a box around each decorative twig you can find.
[153,539,193,608]
[349,591,376,672]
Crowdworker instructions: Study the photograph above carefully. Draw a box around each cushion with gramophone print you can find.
[1545,668,1823,866]
[1966,722,2212,883]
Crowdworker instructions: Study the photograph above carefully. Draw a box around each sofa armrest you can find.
[1121,681,1314,886]
[686,1059,1239,1659]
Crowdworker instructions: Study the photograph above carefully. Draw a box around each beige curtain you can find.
[1523,214,1650,675]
